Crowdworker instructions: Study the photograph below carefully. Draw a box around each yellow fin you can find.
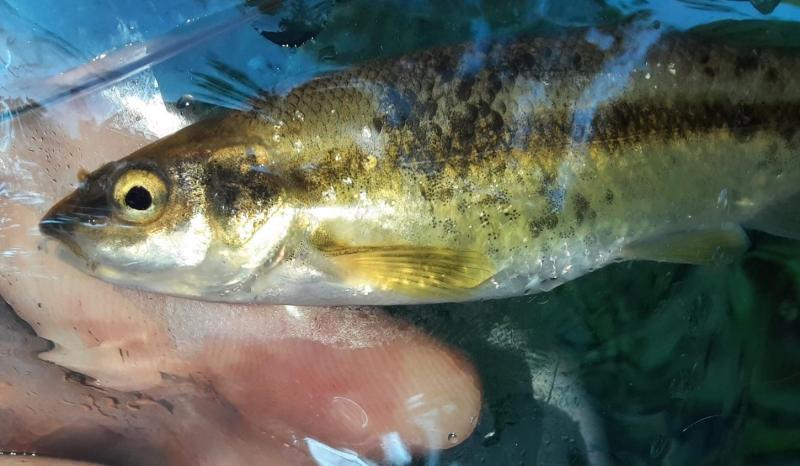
[622,225,750,265]
[316,241,495,297]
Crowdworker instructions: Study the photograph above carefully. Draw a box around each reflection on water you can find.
[1,0,800,465]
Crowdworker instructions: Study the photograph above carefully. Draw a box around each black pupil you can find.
[124,186,153,211]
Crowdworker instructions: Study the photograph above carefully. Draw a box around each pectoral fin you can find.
[314,239,495,297]
[744,192,800,240]
[622,225,750,265]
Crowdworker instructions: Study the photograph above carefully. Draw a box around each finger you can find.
[192,305,481,455]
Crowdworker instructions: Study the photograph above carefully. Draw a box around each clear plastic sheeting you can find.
[2,1,800,465]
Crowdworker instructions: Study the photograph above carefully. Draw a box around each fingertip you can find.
[388,341,482,451]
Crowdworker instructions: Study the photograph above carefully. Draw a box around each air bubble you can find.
[177,94,194,108]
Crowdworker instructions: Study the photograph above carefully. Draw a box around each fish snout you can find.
[39,187,112,241]
[39,211,79,239]
[38,205,99,262]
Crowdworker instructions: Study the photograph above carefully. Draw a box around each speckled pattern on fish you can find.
[40,27,800,305]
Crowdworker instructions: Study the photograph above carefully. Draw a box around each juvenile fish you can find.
[40,28,800,305]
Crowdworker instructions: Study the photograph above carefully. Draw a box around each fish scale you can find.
[40,28,800,305]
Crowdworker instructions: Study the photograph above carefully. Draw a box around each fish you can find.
[39,26,800,306]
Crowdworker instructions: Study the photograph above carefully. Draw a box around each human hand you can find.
[0,94,481,465]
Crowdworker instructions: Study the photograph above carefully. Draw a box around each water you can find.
[1,1,800,465]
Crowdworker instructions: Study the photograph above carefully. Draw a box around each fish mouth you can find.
[39,211,90,262]
[39,185,112,261]
[38,193,109,264]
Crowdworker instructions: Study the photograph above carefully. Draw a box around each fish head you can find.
[38,123,294,299]
[39,149,208,280]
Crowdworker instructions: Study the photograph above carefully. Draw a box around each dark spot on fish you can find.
[211,180,242,216]
[778,116,797,142]
[456,78,474,101]
[519,52,536,69]
[698,52,711,65]
[503,208,520,221]
[572,53,582,68]
[766,141,780,158]
[479,190,510,206]
[595,99,800,146]
[442,218,457,236]
[434,55,455,82]
[605,189,614,205]
[479,211,490,228]
[487,73,502,96]
[537,173,556,196]
[734,54,759,78]
[765,66,779,83]
[426,100,438,116]
[528,213,559,238]
[573,193,592,225]
[542,46,552,59]
[703,66,716,78]
[372,117,384,134]
[488,110,504,133]
[450,105,479,150]
[207,161,280,223]
[420,178,454,202]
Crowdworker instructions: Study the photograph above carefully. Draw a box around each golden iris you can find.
[111,169,168,223]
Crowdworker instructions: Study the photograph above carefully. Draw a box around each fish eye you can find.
[111,168,168,223]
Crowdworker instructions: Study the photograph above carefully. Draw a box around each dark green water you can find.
[396,234,800,465]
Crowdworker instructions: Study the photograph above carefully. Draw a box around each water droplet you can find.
[447,432,459,444]
[177,94,194,108]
